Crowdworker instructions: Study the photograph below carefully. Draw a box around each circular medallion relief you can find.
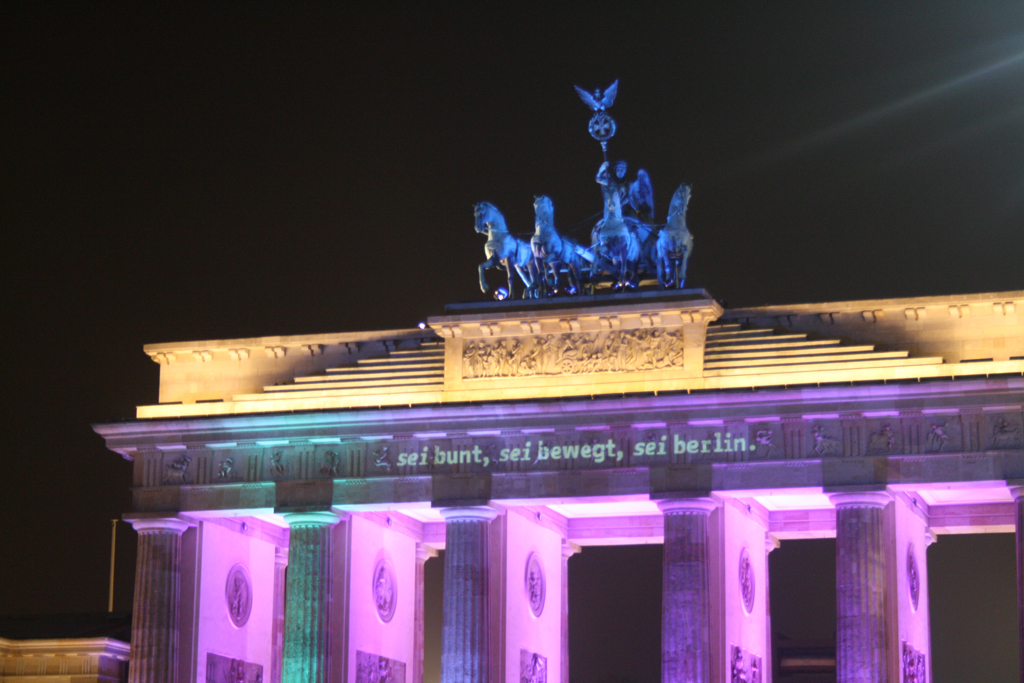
[907,543,920,611]
[372,557,397,623]
[738,547,755,614]
[225,564,252,628]
[525,552,546,617]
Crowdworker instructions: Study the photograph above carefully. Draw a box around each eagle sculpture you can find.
[574,80,618,112]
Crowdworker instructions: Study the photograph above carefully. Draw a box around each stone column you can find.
[561,540,579,683]
[658,498,718,683]
[271,546,289,683]
[281,511,341,683]
[128,517,190,683]
[1013,487,1024,683]
[440,507,499,683]
[830,492,891,683]
[414,543,438,683]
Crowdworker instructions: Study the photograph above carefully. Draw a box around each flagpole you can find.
[108,519,118,612]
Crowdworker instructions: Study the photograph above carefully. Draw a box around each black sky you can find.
[2,3,1022,681]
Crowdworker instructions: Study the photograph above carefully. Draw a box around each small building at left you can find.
[0,614,130,683]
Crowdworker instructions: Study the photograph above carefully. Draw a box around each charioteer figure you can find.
[597,159,656,225]
[596,160,629,223]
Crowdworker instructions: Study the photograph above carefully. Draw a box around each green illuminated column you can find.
[128,517,191,683]
[282,511,341,683]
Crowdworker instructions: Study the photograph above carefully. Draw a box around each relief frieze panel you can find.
[462,329,684,379]
[206,654,262,683]
[808,422,842,458]
[750,427,779,460]
[355,652,405,683]
[163,452,194,485]
[215,452,243,482]
[730,645,762,683]
[519,650,547,683]
[865,421,900,456]
[924,418,961,453]
[263,444,376,480]
[901,642,926,683]
[266,449,293,479]
[987,412,1023,450]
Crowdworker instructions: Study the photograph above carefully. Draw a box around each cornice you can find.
[94,375,1023,446]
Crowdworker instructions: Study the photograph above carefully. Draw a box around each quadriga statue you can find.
[474,202,537,299]
[655,183,694,289]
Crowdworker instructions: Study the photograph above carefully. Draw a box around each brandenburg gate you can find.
[95,289,1024,683]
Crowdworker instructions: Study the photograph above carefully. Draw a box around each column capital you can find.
[281,510,342,528]
[829,491,891,508]
[1009,485,1024,501]
[416,542,439,562]
[439,506,501,522]
[656,497,719,514]
[130,517,191,534]
[562,539,581,559]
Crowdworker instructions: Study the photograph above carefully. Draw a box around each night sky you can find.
[3,4,1022,682]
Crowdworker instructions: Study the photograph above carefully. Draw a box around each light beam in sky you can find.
[737,42,1024,171]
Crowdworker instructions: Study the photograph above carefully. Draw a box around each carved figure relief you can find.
[729,647,760,683]
[867,424,896,455]
[520,650,547,683]
[164,454,192,484]
[730,646,747,683]
[525,552,546,617]
[206,653,262,683]
[754,429,775,458]
[811,425,840,456]
[926,422,950,453]
[901,642,926,683]
[225,564,252,628]
[991,417,1022,449]
[320,450,341,476]
[907,543,920,611]
[374,446,393,472]
[355,651,405,683]
[372,557,397,623]
[739,547,755,614]
[268,451,289,477]
[216,456,241,481]
[462,329,684,379]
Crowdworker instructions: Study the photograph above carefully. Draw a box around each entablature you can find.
[94,377,1024,524]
